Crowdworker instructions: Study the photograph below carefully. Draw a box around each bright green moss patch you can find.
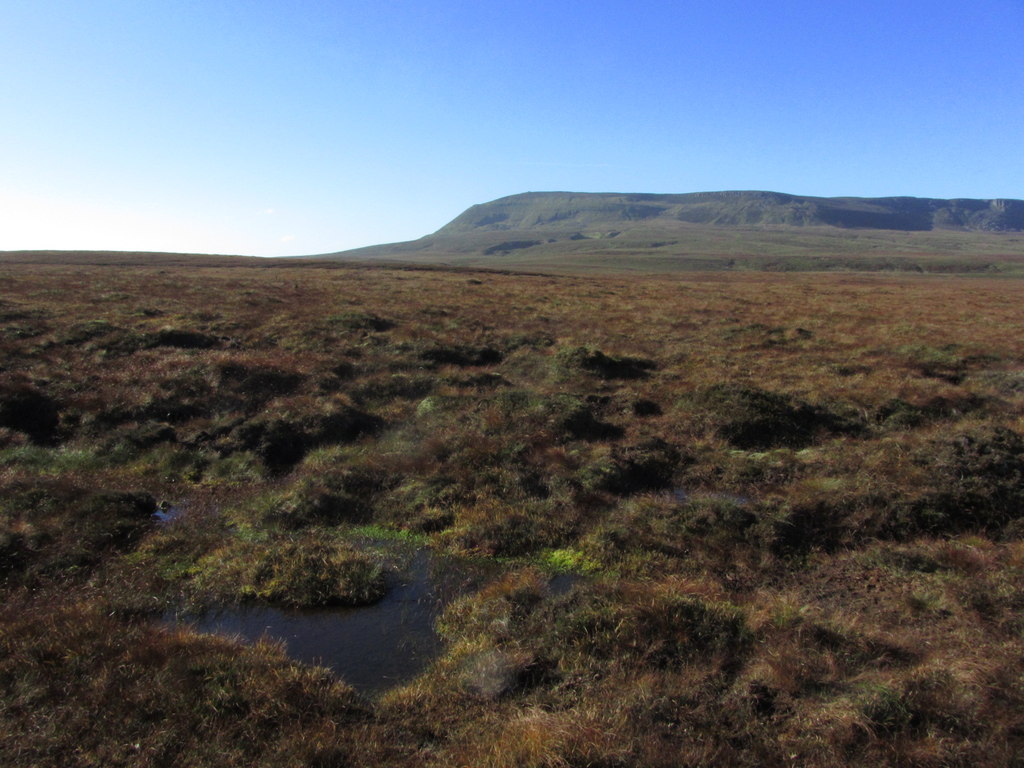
[540,547,600,574]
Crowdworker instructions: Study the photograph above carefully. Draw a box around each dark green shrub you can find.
[267,467,389,528]
[217,363,304,406]
[458,511,544,557]
[382,475,469,524]
[861,685,916,734]
[229,405,382,472]
[190,534,386,608]
[419,343,503,367]
[586,493,755,566]
[351,374,434,403]
[555,345,656,380]
[554,584,750,669]
[485,391,621,441]
[556,396,623,441]
[875,398,927,429]
[144,328,221,350]
[328,311,393,332]
[58,319,118,345]
[688,384,853,449]
[899,343,967,383]
[505,331,555,349]
[584,498,688,563]
[598,438,683,494]
[0,382,60,445]
[632,398,662,416]
[902,427,1024,534]
[875,395,986,429]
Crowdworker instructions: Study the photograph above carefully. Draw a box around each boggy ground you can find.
[1,259,1023,767]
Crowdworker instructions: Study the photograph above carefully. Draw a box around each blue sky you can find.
[2,0,1022,256]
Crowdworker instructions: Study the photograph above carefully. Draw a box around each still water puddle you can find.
[166,546,574,695]
[152,504,184,524]
[672,488,751,506]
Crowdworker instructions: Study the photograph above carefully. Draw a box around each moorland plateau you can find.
[1,191,1023,766]
[326,191,1024,273]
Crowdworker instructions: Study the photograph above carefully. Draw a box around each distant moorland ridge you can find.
[321,191,1024,273]
[439,191,1024,234]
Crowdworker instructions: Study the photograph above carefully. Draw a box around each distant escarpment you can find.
[440,191,1024,234]
[319,190,1024,274]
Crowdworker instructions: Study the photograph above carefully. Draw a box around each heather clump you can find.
[0,484,155,582]
[266,465,389,528]
[550,579,751,669]
[686,383,854,449]
[553,344,657,380]
[222,401,382,472]
[484,389,622,441]
[216,361,305,406]
[0,377,61,445]
[144,326,223,350]
[327,310,395,332]
[418,342,503,367]
[594,437,684,493]
[899,426,1024,535]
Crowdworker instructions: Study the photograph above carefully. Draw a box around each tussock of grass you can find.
[0,602,371,767]
[190,533,386,608]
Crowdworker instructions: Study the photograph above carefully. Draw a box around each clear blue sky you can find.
[2,0,1022,256]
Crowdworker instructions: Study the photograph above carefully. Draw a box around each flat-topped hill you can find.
[323,191,1024,273]
[439,191,1024,234]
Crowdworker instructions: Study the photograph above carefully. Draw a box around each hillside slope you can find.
[440,191,1024,234]
[323,191,1024,273]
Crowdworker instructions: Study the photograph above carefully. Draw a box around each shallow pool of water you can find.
[672,488,751,506]
[152,502,185,524]
[166,548,536,694]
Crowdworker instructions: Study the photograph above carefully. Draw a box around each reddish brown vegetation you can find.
[1,258,1023,766]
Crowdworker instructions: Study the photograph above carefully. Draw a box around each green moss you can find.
[348,524,428,545]
[539,547,600,574]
